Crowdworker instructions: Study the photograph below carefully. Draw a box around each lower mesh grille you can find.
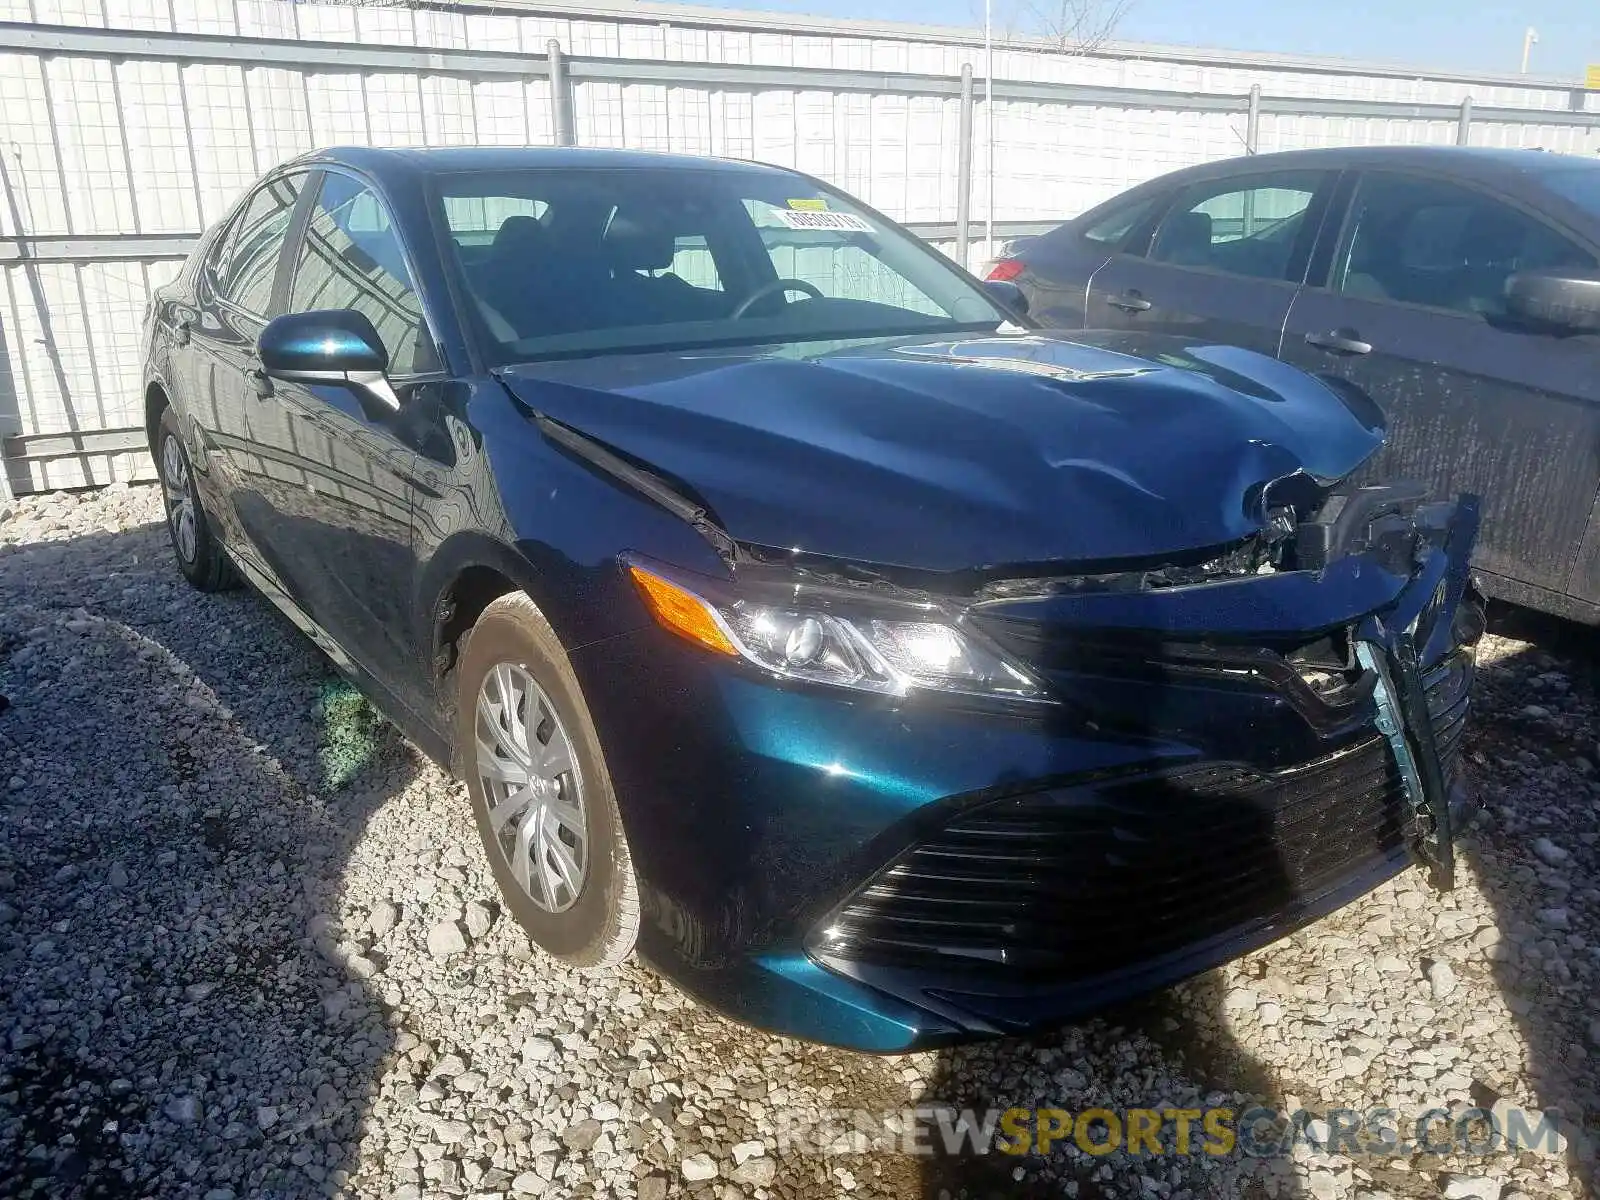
[816,657,1468,982]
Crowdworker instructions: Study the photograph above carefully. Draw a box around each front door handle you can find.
[1107,291,1153,313]
[246,365,273,399]
[1305,329,1373,355]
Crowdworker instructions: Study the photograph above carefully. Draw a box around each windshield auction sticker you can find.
[787,198,829,211]
[769,209,875,233]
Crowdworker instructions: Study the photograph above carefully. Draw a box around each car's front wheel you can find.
[456,592,640,968]
[156,407,235,592]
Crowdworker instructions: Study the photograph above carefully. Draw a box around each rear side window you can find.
[1149,172,1326,281]
[1079,196,1158,248]
[214,173,307,316]
[287,172,439,375]
[1336,173,1596,317]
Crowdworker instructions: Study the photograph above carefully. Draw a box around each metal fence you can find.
[1,1,1598,493]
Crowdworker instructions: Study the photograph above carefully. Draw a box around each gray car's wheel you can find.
[456,592,639,968]
[156,407,235,592]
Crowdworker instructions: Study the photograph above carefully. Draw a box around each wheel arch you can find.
[144,379,170,457]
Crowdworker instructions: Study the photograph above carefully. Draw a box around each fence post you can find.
[1457,96,1473,145]
[1246,83,1261,153]
[547,39,575,147]
[956,63,974,269]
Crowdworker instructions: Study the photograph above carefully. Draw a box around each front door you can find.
[1280,169,1600,597]
[1083,168,1336,355]
[249,168,441,699]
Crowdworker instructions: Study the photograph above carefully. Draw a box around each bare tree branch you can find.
[994,0,1135,55]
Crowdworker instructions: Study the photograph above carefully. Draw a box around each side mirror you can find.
[983,279,1030,318]
[257,309,399,411]
[1504,270,1600,333]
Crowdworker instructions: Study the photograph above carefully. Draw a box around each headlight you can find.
[628,561,1052,704]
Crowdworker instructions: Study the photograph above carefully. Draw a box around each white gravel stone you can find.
[367,899,398,938]
[1441,1175,1503,1200]
[427,919,469,958]
[1426,960,1458,1000]
[680,1152,718,1181]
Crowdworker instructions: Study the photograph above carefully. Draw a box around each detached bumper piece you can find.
[811,654,1469,987]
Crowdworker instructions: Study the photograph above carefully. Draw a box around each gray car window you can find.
[1337,173,1595,317]
[1079,196,1158,248]
[214,173,306,316]
[287,172,439,375]
[1149,173,1322,280]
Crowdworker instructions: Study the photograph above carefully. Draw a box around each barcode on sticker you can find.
[770,209,875,233]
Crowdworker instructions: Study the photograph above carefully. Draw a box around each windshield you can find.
[1542,164,1600,222]
[434,167,1007,363]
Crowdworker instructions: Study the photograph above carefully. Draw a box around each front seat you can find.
[1153,211,1214,268]
[480,214,614,339]
[603,214,726,323]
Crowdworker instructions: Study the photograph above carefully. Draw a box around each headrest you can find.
[492,214,545,255]
[1157,210,1213,263]
[604,212,676,271]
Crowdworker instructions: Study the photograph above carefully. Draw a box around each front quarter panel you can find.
[410,377,729,729]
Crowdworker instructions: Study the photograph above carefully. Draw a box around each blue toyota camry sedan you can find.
[142,146,1482,1052]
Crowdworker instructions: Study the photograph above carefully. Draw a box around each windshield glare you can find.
[435,167,1006,362]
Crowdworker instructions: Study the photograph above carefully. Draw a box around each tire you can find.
[456,591,640,968]
[156,407,236,592]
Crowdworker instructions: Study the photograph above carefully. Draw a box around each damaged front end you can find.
[531,394,1483,1046]
[963,480,1483,891]
[790,482,1483,1034]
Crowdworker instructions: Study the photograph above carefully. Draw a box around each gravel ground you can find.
[1,484,1596,1200]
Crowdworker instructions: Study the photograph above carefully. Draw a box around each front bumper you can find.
[570,498,1481,1052]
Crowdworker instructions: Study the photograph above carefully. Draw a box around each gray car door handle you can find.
[1107,292,1152,312]
[1305,329,1373,355]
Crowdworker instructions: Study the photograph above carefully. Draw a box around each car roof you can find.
[284,144,796,185]
[1165,144,1600,186]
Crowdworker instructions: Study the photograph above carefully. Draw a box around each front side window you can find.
[288,172,438,374]
[436,167,1007,364]
[214,172,306,316]
[1336,173,1595,317]
[1149,173,1325,281]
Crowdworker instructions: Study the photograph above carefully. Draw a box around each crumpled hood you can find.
[496,331,1384,574]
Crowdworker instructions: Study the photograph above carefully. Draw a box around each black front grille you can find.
[816,656,1470,983]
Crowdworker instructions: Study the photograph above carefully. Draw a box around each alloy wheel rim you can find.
[160,434,197,564]
[475,662,587,913]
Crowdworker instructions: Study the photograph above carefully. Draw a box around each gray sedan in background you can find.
[990,146,1600,624]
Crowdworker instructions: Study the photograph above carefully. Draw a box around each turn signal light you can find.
[629,565,737,656]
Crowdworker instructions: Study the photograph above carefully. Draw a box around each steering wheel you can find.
[730,277,824,318]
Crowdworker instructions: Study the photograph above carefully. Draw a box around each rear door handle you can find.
[1107,291,1152,312]
[1305,329,1373,355]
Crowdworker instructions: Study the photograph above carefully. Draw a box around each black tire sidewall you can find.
[455,599,630,965]
[156,408,228,591]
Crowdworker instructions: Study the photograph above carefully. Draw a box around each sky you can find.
[658,0,1600,82]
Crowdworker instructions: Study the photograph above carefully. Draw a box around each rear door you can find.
[1011,194,1162,328]
[249,167,441,694]
[183,171,309,563]
[1280,169,1600,596]
[1084,169,1337,354]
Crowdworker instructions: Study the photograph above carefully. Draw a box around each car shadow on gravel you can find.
[0,518,422,1198]
[1452,609,1600,1195]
